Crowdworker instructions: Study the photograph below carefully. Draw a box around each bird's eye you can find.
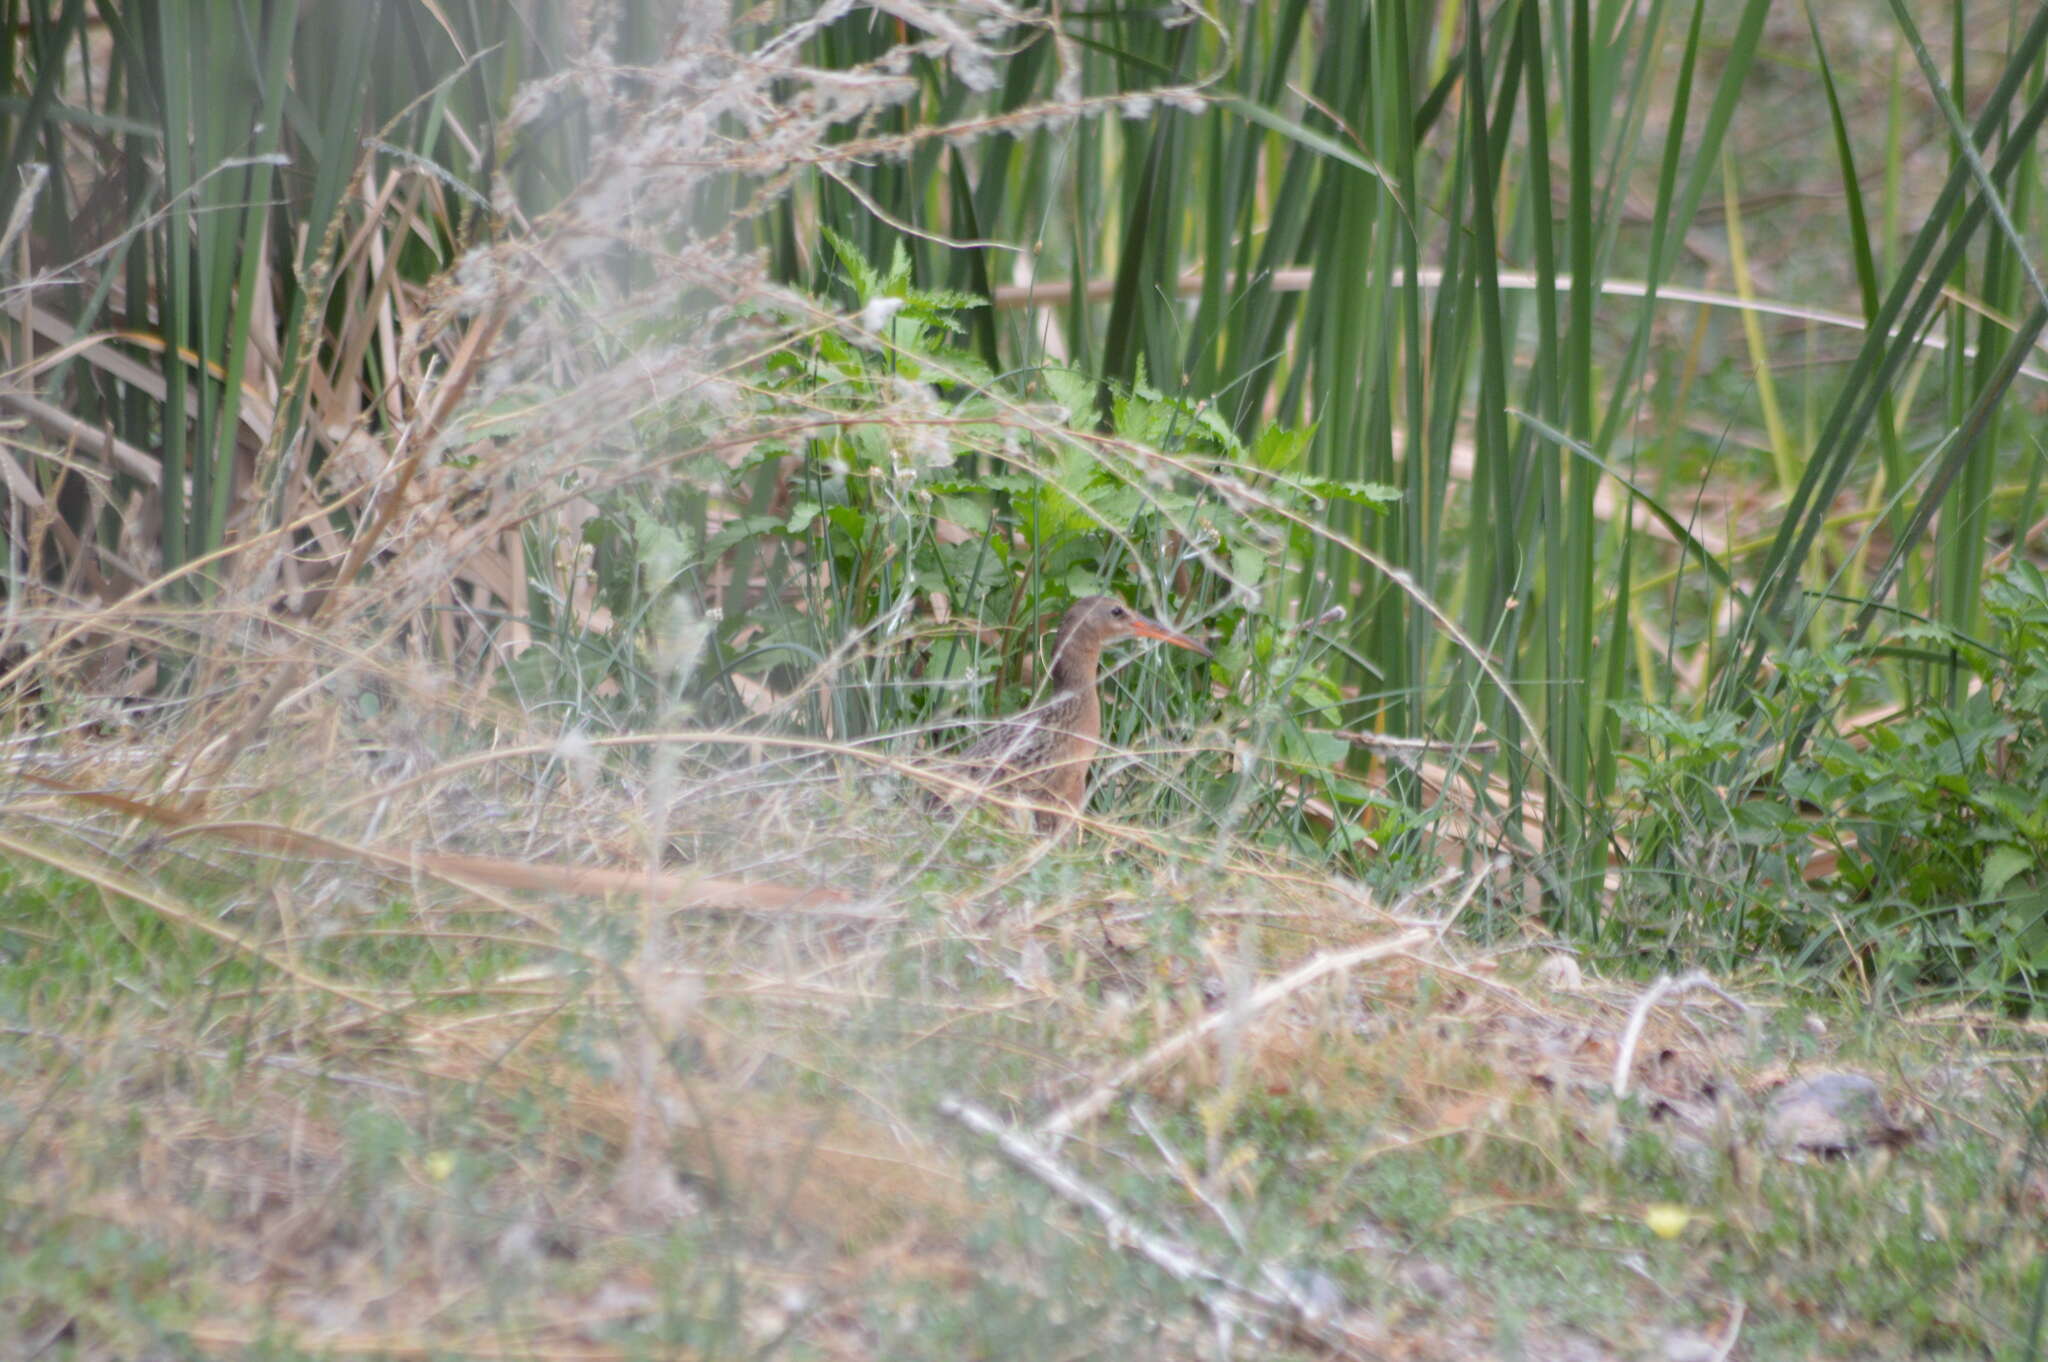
[1111,606,1127,618]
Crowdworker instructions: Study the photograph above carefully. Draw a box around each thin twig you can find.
[942,1097,1371,1357]
[1612,969,1752,1098]
[1130,1099,1247,1252]
[1709,1297,1746,1362]
[1329,730,1501,756]
[0,1026,420,1097]
[1038,928,1429,1139]
[942,1098,1273,1331]
[1424,857,1499,939]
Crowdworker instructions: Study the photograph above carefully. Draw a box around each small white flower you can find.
[860,297,906,332]
[555,728,599,790]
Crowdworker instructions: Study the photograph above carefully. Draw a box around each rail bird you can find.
[945,595,1209,832]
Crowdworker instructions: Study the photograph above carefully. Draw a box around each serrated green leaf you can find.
[1250,423,1314,471]
[1063,566,1103,597]
[1984,844,2035,899]
[823,225,882,301]
[628,510,693,592]
[935,495,990,534]
[701,514,786,560]
[1302,476,1403,508]
[1041,367,1097,427]
[1730,799,1799,845]
[907,287,986,312]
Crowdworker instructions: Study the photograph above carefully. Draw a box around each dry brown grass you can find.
[5,8,2046,1358]
[11,700,2029,1358]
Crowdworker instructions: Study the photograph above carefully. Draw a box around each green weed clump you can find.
[544,234,1404,854]
[1612,562,2048,1005]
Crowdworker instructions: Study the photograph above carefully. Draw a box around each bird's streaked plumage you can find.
[948,596,1208,832]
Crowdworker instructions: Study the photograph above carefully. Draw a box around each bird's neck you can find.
[1046,627,1102,693]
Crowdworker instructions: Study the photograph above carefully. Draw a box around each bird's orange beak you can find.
[1127,612,1212,657]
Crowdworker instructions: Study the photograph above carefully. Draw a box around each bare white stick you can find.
[1611,969,1752,1098]
[1710,1298,1747,1362]
[939,1097,1274,1332]
[942,1097,1372,1355]
[1130,1099,1246,1253]
[1425,857,1498,938]
[1038,928,1430,1139]
[1386,863,1462,917]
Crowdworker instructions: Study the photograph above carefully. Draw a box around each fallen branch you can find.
[1611,969,1752,1098]
[1038,928,1429,1139]
[940,1097,1366,1356]
[15,768,852,913]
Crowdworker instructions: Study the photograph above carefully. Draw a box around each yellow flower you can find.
[1644,1203,1695,1239]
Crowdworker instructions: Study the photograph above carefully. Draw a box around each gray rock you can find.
[1767,1071,1889,1155]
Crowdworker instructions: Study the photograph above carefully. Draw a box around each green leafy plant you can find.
[1613,563,2048,1007]
[552,232,1401,847]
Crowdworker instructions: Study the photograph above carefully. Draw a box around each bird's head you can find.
[1059,595,1210,657]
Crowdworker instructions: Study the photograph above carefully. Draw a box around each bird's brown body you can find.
[953,596,1208,831]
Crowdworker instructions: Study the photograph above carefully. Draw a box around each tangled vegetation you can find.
[3,2,2047,1357]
